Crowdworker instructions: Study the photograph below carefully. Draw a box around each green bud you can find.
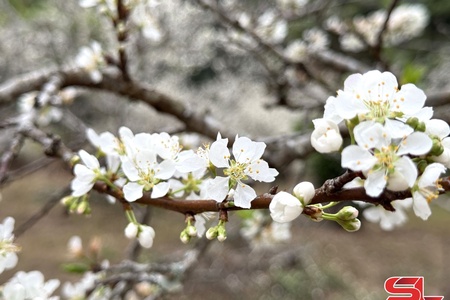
[70,154,81,168]
[217,226,227,242]
[416,122,426,132]
[417,159,428,174]
[77,201,89,215]
[180,230,190,244]
[337,218,361,232]
[336,206,359,221]
[206,226,218,240]
[430,139,444,156]
[406,117,419,130]
[61,196,75,206]
[186,225,197,237]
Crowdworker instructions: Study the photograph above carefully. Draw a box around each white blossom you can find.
[206,134,278,208]
[410,163,446,220]
[71,150,102,197]
[0,217,19,274]
[334,70,427,138]
[255,10,288,44]
[359,198,412,231]
[342,121,431,197]
[3,270,60,300]
[75,41,105,83]
[284,39,308,63]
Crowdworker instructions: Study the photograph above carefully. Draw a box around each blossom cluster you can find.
[67,128,278,247]
[326,4,429,52]
[311,70,449,227]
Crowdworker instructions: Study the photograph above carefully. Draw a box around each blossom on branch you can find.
[206,134,278,208]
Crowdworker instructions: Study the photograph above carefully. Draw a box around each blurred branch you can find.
[14,187,70,238]
[372,0,400,70]
[0,133,25,184]
[97,238,211,298]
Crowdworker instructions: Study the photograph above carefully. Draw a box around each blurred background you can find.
[1,0,450,299]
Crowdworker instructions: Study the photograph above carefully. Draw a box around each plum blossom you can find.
[75,41,105,83]
[255,10,288,44]
[332,70,427,138]
[206,134,278,208]
[359,198,412,231]
[0,217,19,274]
[342,121,432,197]
[71,150,103,197]
[409,163,446,220]
[2,270,60,300]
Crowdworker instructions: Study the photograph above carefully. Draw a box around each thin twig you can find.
[15,187,70,238]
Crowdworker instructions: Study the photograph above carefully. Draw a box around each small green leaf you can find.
[61,262,90,274]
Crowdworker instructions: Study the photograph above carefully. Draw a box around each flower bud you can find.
[337,218,361,232]
[76,201,90,215]
[406,117,419,129]
[180,230,190,244]
[186,225,197,237]
[138,225,155,248]
[311,118,343,153]
[293,181,315,205]
[336,206,359,221]
[67,236,83,258]
[125,223,139,239]
[429,138,444,156]
[206,226,218,240]
[416,122,426,132]
[269,192,303,223]
[61,196,75,206]
[217,226,227,242]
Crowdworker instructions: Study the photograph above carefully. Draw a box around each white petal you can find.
[209,141,230,168]
[78,150,100,169]
[151,182,170,198]
[365,169,387,197]
[426,119,450,139]
[205,176,229,202]
[354,121,390,149]
[234,182,257,209]
[155,160,176,180]
[123,182,144,202]
[396,131,432,156]
[335,92,367,119]
[121,157,141,182]
[341,145,377,171]
[384,119,413,139]
[393,156,417,188]
[418,163,446,188]
[246,160,278,182]
[233,136,265,163]
[71,178,94,197]
[394,83,426,115]
[412,191,431,220]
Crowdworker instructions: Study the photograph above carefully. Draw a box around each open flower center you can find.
[224,160,248,182]
[373,145,397,173]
